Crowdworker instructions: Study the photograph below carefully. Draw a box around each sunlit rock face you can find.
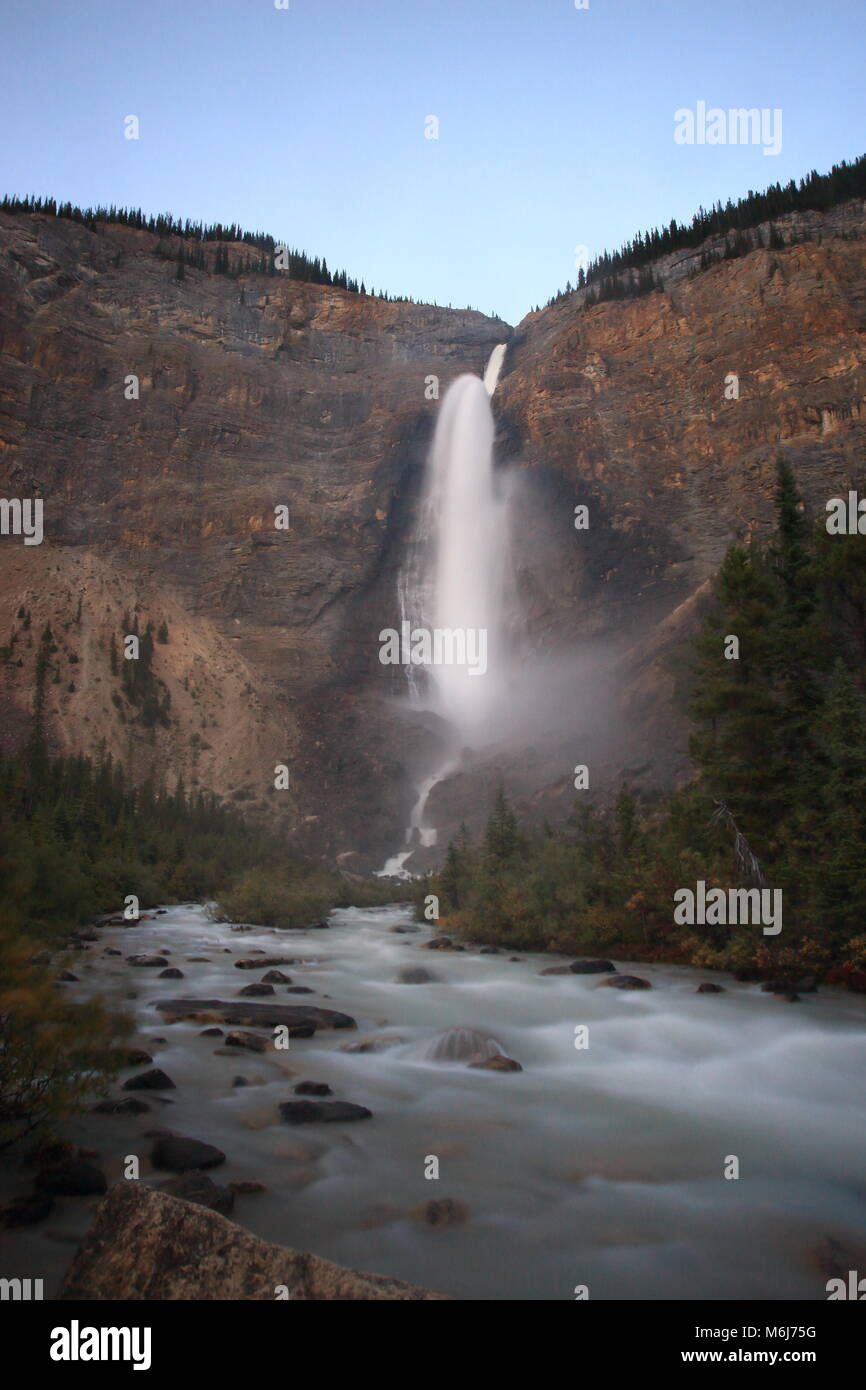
[2,202,865,867]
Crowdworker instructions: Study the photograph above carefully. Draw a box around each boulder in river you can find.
[697,982,725,994]
[159,967,184,979]
[539,965,572,976]
[229,1180,266,1196]
[569,959,616,974]
[199,1026,224,1037]
[35,1159,107,1197]
[224,1029,269,1052]
[286,986,315,994]
[478,946,500,955]
[415,1027,510,1065]
[410,1198,469,1227]
[596,975,652,990]
[127,955,169,967]
[0,1191,55,1229]
[123,1048,154,1066]
[341,1034,405,1053]
[93,1096,151,1115]
[157,1171,234,1216]
[150,1135,226,1173]
[156,997,355,1031]
[294,1081,332,1097]
[238,982,275,997]
[122,1068,176,1091]
[261,969,292,984]
[396,966,439,984]
[469,1054,522,1072]
[279,1100,372,1125]
[425,935,463,951]
[57,1184,447,1299]
[235,957,296,970]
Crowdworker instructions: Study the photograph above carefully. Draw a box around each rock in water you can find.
[150,1136,226,1173]
[57,1185,446,1299]
[410,1198,469,1227]
[279,1101,372,1124]
[697,982,725,994]
[396,966,439,984]
[469,1054,522,1072]
[156,1172,234,1216]
[35,1160,107,1196]
[122,1068,176,1091]
[569,959,616,974]
[596,975,652,990]
[414,1027,507,1063]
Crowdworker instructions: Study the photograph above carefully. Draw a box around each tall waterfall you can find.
[379,343,509,875]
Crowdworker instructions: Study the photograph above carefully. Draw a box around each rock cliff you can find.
[1,202,865,865]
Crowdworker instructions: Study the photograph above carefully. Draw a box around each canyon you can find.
[1,200,865,869]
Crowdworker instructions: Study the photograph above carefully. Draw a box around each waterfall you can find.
[379,343,509,875]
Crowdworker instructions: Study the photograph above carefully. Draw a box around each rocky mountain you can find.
[1,201,865,869]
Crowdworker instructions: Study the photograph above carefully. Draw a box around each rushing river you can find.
[4,902,866,1300]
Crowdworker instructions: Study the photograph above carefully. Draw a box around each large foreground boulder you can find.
[58,1184,447,1300]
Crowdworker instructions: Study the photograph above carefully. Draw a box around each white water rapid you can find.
[10,903,865,1301]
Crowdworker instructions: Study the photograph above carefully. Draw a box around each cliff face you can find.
[0,211,505,861]
[1,204,865,868]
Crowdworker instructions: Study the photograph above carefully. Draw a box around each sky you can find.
[1,0,864,325]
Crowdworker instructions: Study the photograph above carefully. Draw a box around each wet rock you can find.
[596,975,652,990]
[223,1030,269,1052]
[425,936,456,951]
[104,948,122,956]
[156,1171,234,1216]
[187,956,211,962]
[127,955,169,967]
[261,969,292,984]
[122,1068,176,1091]
[417,1027,507,1064]
[156,909,168,915]
[199,1026,224,1037]
[232,1076,250,1087]
[569,959,616,974]
[479,946,500,955]
[238,983,276,997]
[697,982,725,994]
[279,1100,372,1125]
[35,1159,107,1197]
[150,1135,226,1173]
[508,956,523,962]
[156,997,355,1031]
[539,965,572,976]
[286,986,315,994]
[159,967,184,979]
[469,1055,522,1072]
[1,1191,55,1229]
[57,970,79,982]
[340,1034,404,1053]
[123,1049,154,1066]
[410,1198,469,1227]
[235,957,296,970]
[229,1180,266,1196]
[396,966,439,984]
[93,1096,151,1115]
[293,1081,332,1097]
[761,977,817,995]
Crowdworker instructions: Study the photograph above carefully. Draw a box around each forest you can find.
[421,461,866,985]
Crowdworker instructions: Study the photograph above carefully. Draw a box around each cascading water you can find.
[379,344,510,876]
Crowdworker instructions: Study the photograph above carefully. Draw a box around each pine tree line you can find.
[546,152,866,309]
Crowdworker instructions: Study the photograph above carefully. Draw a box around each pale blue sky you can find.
[1,0,863,324]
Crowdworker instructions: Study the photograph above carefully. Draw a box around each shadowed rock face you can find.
[57,1183,448,1300]
[2,204,866,865]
